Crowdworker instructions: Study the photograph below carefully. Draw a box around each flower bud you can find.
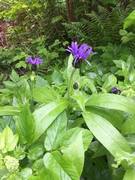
[4,155,19,172]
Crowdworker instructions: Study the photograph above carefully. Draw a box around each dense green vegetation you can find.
[0,0,135,179]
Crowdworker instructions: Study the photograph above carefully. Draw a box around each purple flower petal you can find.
[67,42,93,65]
[26,56,43,65]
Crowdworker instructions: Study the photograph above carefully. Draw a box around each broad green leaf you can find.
[69,117,84,128]
[90,141,107,158]
[44,132,83,180]
[83,111,131,158]
[32,158,44,172]
[16,103,35,144]
[72,91,89,111]
[0,127,18,153]
[35,75,49,87]
[29,168,56,180]
[124,10,135,29]
[122,114,135,135]
[33,100,68,142]
[44,111,67,151]
[28,144,44,161]
[33,87,59,103]
[51,70,63,85]
[123,167,135,180]
[0,168,8,179]
[102,74,117,92]
[15,61,27,69]
[10,69,20,82]
[59,127,93,152]
[86,94,135,114]
[126,135,135,149]
[43,152,70,180]
[30,159,56,180]
[87,106,125,130]
[19,168,32,180]
[113,60,126,70]
[43,127,92,180]
[61,132,84,176]
[80,76,97,93]
[0,106,20,116]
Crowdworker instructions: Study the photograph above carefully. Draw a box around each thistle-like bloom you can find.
[67,42,93,65]
[26,56,42,65]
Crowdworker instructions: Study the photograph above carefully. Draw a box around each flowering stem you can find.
[68,68,76,98]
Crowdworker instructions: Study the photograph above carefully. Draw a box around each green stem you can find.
[68,68,76,98]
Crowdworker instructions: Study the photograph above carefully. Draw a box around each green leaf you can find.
[59,127,93,152]
[51,70,63,85]
[44,133,83,179]
[0,127,18,153]
[124,10,135,29]
[83,111,131,158]
[20,168,32,180]
[90,141,107,158]
[102,74,117,92]
[54,131,85,178]
[15,61,27,69]
[10,70,20,82]
[87,106,125,130]
[33,100,68,142]
[35,76,49,87]
[72,91,89,111]
[123,167,135,180]
[80,76,97,93]
[0,106,20,116]
[86,94,135,114]
[13,52,27,62]
[43,152,69,180]
[28,144,44,161]
[29,168,56,180]
[122,114,135,135]
[43,127,92,180]
[16,103,35,144]
[33,87,59,103]
[44,111,67,151]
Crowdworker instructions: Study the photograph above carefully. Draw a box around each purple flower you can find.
[67,42,93,65]
[26,56,42,65]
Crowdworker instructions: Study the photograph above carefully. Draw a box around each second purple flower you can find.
[26,56,43,65]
